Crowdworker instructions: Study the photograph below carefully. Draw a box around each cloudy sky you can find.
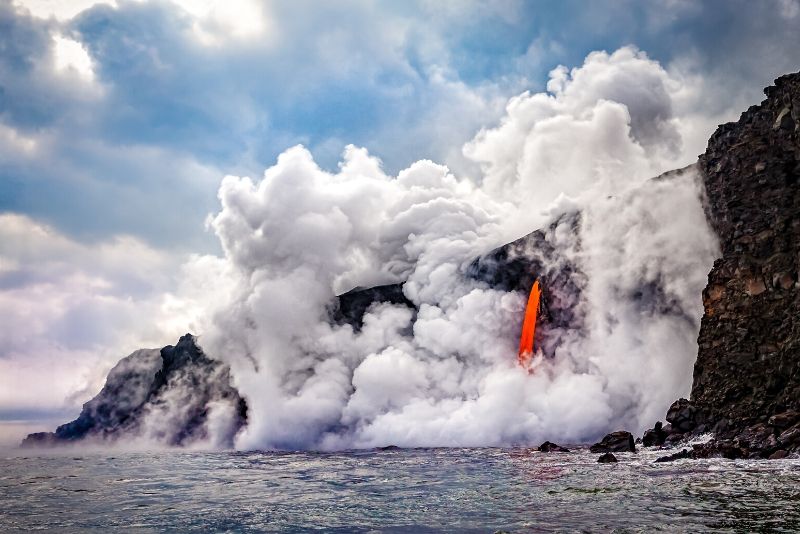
[1,0,799,444]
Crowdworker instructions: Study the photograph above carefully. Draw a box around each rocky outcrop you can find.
[642,421,668,447]
[693,72,800,433]
[589,431,636,453]
[655,440,748,463]
[537,441,570,452]
[597,452,618,463]
[646,72,800,459]
[665,398,702,433]
[22,334,247,448]
[655,449,692,462]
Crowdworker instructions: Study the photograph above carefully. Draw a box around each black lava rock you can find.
[537,441,570,452]
[589,431,636,453]
[676,71,800,457]
[665,399,699,433]
[642,421,668,447]
[465,212,586,359]
[655,449,692,463]
[597,452,618,463]
[22,334,247,448]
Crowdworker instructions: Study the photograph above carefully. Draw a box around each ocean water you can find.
[1,447,799,533]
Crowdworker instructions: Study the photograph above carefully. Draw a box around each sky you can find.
[1,0,799,446]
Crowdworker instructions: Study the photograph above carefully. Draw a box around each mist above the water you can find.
[156,46,716,450]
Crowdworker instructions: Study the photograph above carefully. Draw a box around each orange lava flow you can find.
[518,280,541,368]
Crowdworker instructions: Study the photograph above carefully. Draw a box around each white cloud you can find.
[0,214,198,420]
[465,47,692,209]
[15,0,272,45]
[53,34,96,81]
[174,0,272,46]
[0,122,39,155]
[13,0,115,21]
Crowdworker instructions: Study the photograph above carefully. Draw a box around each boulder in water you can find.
[655,449,692,463]
[769,449,789,460]
[665,399,699,433]
[589,431,636,453]
[537,441,570,452]
[642,421,668,447]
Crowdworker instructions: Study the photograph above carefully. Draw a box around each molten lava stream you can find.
[518,280,541,369]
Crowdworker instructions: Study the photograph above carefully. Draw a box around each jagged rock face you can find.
[692,72,800,433]
[22,334,247,448]
[642,422,667,447]
[665,398,700,433]
[589,431,636,453]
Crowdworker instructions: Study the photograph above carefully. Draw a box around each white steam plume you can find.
[185,46,720,450]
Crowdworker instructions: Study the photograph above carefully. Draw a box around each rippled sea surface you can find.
[1,447,799,533]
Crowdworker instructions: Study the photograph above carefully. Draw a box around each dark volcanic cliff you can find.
[649,72,800,458]
[695,73,800,427]
[23,334,247,448]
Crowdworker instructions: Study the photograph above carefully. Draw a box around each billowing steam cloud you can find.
[2,46,702,450]
[173,46,719,450]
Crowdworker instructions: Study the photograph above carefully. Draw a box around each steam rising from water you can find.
[153,47,720,449]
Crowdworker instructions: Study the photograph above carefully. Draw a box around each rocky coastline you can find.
[637,71,800,461]
[22,334,247,448]
[534,72,800,463]
[23,72,800,459]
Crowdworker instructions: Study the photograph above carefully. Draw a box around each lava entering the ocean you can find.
[518,280,541,369]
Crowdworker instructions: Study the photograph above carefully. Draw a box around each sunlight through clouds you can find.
[53,34,95,80]
[173,0,272,45]
[13,0,115,20]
